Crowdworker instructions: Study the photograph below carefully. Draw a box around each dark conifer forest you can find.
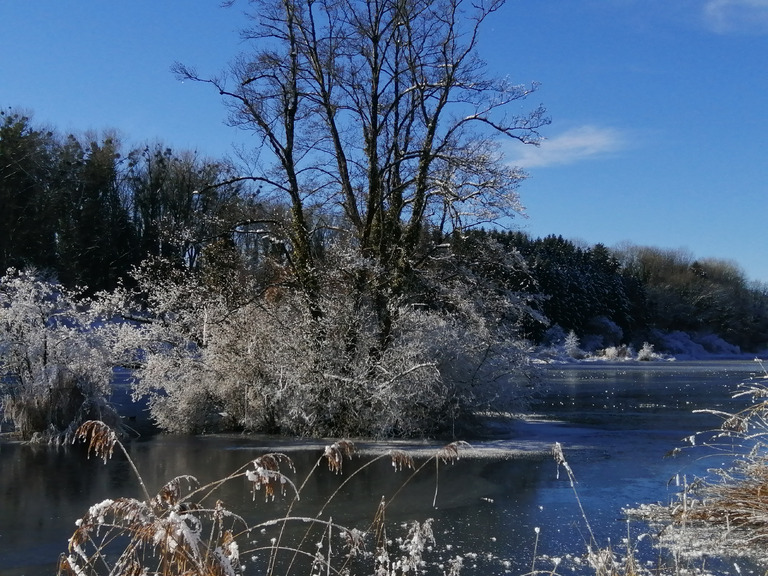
[3,109,766,356]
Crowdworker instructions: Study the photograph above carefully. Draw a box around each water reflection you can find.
[0,360,762,575]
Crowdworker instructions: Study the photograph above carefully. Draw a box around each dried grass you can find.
[59,420,477,576]
[668,367,768,546]
[624,360,768,569]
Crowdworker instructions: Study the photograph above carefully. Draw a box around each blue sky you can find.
[1,1,766,282]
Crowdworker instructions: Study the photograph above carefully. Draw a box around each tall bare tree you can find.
[174,0,548,346]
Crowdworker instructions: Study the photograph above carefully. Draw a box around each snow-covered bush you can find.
[541,324,567,347]
[581,315,624,352]
[105,249,535,438]
[131,292,529,437]
[0,269,118,441]
[651,329,741,359]
[598,345,630,360]
[95,258,227,434]
[636,342,657,361]
[695,332,741,356]
[564,331,586,360]
[653,330,707,358]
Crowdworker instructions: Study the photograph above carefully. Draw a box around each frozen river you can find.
[0,360,763,575]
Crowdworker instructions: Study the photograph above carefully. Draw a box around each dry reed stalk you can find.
[244,439,472,576]
[677,457,768,538]
[322,440,355,474]
[553,442,597,549]
[432,441,471,507]
[62,420,475,576]
[75,420,151,502]
[62,421,297,576]
[270,441,358,576]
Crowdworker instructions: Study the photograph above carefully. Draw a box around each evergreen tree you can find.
[0,110,59,272]
[55,134,137,292]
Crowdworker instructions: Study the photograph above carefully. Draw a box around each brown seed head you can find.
[389,450,415,471]
[323,440,355,474]
[74,420,117,463]
[154,476,198,510]
[57,555,77,576]
[247,453,295,500]
[437,441,471,464]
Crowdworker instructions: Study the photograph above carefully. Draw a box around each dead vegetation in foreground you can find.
[58,420,483,576]
[624,361,768,572]
[58,362,768,576]
[535,363,768,576]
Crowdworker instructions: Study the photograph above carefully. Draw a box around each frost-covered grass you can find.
[59,417,768,576]
[58,421,744,576]
[59,420,493,576]
[621,359,768,571]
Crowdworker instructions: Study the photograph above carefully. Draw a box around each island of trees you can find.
[1,0,767,442]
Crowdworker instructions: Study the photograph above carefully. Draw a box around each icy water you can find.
[0,360,764,575]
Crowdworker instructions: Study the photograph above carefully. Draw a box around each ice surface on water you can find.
[0,361,760,575]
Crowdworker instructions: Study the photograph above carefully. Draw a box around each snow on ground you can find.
[534,329,767,364]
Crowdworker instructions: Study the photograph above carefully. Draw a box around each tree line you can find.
[0,108,252,294]
[466,230,768,353]
[6,108,764,355]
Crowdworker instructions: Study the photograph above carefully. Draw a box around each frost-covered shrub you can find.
[96,259,229,434]
[695,332,741,356]
[126,291,529,437]
[108,251,535,438]
[564,331,586,360]
[542,324,567,347]
[586,316,623,346]
[0,269,118,441]
[599,345,630,360]
[581,316,624,352]
[650,329,740,358]
[636,342,657,361]
[653,330,708,358]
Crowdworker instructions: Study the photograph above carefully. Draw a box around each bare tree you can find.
[174,0,548,347]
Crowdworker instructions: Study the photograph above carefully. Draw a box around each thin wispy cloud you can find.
[508,125,626,169]
[703,0,768,34]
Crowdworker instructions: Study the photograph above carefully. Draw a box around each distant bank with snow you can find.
[534,328,768,364]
